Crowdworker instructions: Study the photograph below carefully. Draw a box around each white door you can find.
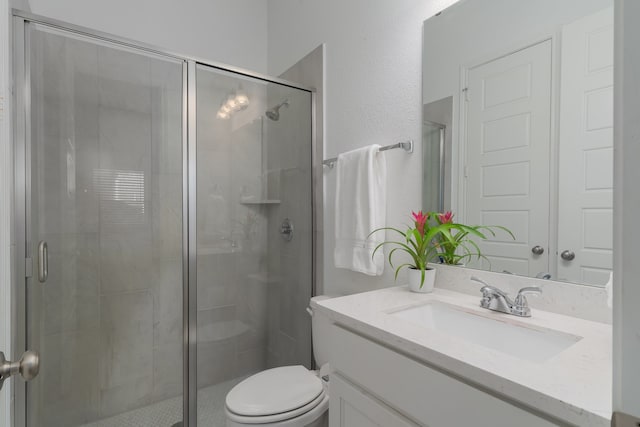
[557,8,614,286]
[464,40,552,276]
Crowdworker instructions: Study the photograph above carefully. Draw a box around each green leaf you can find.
[394,263,413,281]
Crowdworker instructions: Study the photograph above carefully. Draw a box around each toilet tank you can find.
[309,295,334,367]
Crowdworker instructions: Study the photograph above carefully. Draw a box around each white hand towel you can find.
[334,144,386,275]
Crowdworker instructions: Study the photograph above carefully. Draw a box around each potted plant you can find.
[368,211,442,293]
[432,211,514,266]
[369,211,515,293]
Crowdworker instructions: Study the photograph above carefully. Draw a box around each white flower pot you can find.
[408,268,436,293]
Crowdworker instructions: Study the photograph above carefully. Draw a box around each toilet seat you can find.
[226,391,327,424]
[226,366,326,424]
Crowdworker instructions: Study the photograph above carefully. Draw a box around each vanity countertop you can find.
[313,286,611,427]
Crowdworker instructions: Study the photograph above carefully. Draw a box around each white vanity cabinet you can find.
[329,325,558,427]
[330,374,418,427]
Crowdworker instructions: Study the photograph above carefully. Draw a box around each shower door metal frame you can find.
[11,9,317,427]
[12,15,28,427]
[423,120,446,212]
[185,60,197,427]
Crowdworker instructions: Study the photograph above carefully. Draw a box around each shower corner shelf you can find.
[240,199,281,205]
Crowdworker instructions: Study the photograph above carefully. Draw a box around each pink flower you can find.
[438,211,454,224]
[412,211,427,236]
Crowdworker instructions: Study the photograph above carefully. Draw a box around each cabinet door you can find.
[330,374,419,427]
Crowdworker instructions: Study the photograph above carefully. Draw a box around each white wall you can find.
[614,0,640,418]
[25,0,268,73]
[267,0,459,295]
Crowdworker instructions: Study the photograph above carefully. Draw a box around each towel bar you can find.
[322,140,413,169]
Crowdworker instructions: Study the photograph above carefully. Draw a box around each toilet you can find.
[225,296,332,427]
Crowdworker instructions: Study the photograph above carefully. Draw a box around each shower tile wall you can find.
[264,85,313,370]
[32,32,183,426]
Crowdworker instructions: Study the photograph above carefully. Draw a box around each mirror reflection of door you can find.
[557,7,614,285]
[458,7,614,285]
[464,40,552,277]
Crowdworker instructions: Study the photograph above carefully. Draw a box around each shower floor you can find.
[80,376,245,427]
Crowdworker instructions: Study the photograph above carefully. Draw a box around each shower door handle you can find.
[38,241,48,283]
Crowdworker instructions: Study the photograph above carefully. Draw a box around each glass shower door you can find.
[22,23,184,426]
[194,65,313,425]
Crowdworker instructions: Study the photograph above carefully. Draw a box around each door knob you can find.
[531,245,544,255]
[560,250,575,261]
[0,350,40,390]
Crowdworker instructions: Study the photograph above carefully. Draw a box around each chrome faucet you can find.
[470,276,542,317]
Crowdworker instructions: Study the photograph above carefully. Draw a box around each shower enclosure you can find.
[11,11,315,427]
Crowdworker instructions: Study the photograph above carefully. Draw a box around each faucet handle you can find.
[513,286,542,317]
[516,286,542,298]
[472,277,508,298]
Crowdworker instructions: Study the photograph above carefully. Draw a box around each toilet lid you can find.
[226,365,324,417]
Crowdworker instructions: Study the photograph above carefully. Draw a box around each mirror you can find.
[422,0,613,287]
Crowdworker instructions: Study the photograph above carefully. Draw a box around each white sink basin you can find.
[389,302,582,363]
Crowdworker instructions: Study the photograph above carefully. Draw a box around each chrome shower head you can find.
[265,100,289,121]
[265,109,279,121]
